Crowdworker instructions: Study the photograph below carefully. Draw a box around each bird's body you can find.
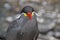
[6,6,39,40]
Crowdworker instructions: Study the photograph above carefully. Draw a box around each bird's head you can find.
[21,6,35,20]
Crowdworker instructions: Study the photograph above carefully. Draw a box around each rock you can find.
[56,13,60,23]
[38,18,56,33]
[53,25,60,39]
[49,36,58,40]
[38,34,49,40]
[37,33,58,40]
[4,3,11,10]
[47,31,54,36]
[53,32,60,38]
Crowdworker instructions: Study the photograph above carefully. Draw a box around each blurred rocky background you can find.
[0,0,60,40]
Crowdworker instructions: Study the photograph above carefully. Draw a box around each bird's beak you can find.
[27,12,32,20]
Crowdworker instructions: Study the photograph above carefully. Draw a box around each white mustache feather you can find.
[33,12,41,16]
[6,12,40,22]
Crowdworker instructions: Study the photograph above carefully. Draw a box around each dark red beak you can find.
[27,12,32,20]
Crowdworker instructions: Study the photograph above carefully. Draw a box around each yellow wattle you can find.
[24,12,34,16]
[32,12,34,16]
[24,13,27,16]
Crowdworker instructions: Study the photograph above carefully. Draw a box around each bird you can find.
[5,6,39,40]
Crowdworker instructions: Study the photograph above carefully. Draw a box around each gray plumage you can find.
[6,6,39,40]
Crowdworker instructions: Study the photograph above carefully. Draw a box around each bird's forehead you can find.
[24,8,33,13]
[21,6,34,13]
